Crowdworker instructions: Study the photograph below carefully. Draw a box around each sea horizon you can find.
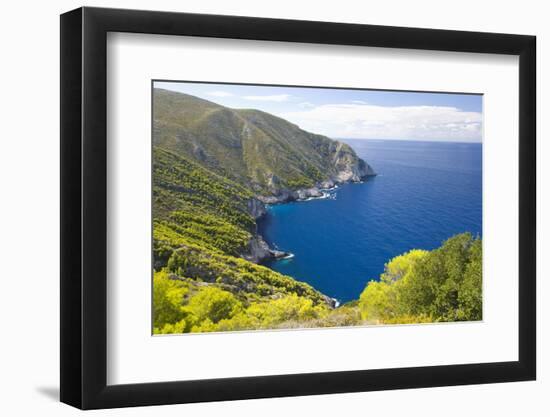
[339,137,482,145]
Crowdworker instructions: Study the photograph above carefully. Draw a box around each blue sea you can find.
[258,139,482,303]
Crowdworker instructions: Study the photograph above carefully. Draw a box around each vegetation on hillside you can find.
[153,147,254,229]
[153,147,256,269]
[153,88,372,193]
[153,233,482,334]
[151,89,482,334]
[152,145,332,322]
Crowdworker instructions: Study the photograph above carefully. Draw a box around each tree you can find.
[457,238,482,320]
[245,294,327,327]
[359,249,428,322]
[186,286,242,325]
[359,233,482,324]
[404,233,480,321]
[152,270,188,332]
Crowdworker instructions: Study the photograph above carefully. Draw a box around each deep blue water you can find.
[258,139,482,303]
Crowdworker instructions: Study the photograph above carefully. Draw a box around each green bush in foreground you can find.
[359,233,482,324]
[152,270,331,334]
[152,270,189,332]
[152,233,482,334]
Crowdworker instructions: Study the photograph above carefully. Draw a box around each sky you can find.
[154,81,483,142]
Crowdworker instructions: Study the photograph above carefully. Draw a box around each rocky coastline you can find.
[257,158,376,205]
[243,165,377,265]
[242,234,291,264]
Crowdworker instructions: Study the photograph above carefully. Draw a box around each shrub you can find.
[152,270,189,331]
[359,233,482,323]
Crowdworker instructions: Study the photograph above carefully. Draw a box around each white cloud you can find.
[243,94,291,102]
[299,101,315,108]
[279,103,482,141]
[206,91,233,97]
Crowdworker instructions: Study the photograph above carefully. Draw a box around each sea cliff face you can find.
[257,152,376,204]
[242,234,289,264]
[332,144,377,182]
[247,198,267,220]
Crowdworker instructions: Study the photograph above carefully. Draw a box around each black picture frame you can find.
[60,6,536,410]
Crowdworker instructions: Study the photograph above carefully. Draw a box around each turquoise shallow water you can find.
[258,139,482,303]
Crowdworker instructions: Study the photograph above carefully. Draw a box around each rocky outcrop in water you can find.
[331,142,376,182]
[257,157,376,205]
[242,235,291,264]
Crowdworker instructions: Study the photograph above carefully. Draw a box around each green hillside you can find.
[153,88,375,196]
[153,146,331,301]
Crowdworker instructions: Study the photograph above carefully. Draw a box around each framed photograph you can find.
[60,6,536,409]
